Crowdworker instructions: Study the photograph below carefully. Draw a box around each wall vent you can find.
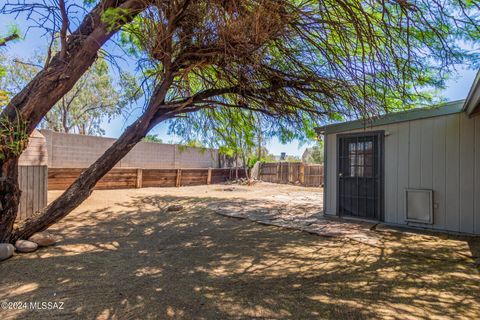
[405,189,433,224]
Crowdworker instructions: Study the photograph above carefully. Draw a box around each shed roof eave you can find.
[463,70,480,117]
[318,99,465,135]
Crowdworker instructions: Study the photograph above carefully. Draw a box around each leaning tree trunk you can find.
[0,0,145,242]
[241,154,249,180]
[0,158,20,242]
[12,112,170,241]
[11,76,174,242]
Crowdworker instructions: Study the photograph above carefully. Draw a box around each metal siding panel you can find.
[27,166,34,218]
[44,166,48,208]
[384,124,398,223]
[18,167,25,220]
[38,166,46,210]
[432,116,447,229]
[327,133,337,215]
[459,113,475,233]
[397,122,410,224]
[323,136,327,213]
[408,121,421,189]
[420,118,434,189]
[34,166,40,213]
[445,113,460,232]
[475,117,480,234]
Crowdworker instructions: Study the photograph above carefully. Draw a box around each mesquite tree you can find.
[2,0,480,242]
[0,0,147,242]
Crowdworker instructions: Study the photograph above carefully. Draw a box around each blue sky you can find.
[1,14,478,156]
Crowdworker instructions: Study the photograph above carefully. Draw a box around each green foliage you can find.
[122,0,480,153]
[2,53,141,135]
[0,109,28,161]
[285,155,301,162]
[303,141,324,164]
[143,134,163,143]
[0,54,7,107]
[101,7,132,32]
[170,108,275,168]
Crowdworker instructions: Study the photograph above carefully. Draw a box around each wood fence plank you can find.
[176,169,182,187]
[207,168,212,185]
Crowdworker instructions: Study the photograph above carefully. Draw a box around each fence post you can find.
[176,169,182,187]
[299,163,305,185]
[276,163,280,183]
[207,168,212,185]
[320,165,324,186]
[136,168,143,188]
[288,162,292,183]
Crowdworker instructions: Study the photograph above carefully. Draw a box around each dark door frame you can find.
[336,130,385,222]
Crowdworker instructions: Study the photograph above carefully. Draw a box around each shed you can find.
[319,71,480,235]
[17,130,48,220]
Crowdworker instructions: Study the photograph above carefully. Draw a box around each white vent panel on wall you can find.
[405,189,433,224]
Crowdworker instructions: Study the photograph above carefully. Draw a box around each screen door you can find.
[337,131,383,220]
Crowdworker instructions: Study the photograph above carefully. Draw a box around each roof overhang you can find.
[463,71,480,117]
[316,100,464,135]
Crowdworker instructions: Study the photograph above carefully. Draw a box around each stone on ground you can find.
[29,231,57,247]
[166,204,184,212]
[15,240,38,253]
[0,243,15,261]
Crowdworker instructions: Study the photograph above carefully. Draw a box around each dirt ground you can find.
[1,182,479,319]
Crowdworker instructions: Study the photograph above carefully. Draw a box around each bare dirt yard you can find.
[1,182,479,319]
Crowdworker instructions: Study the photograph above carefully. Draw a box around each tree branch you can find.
[0,33,19,47]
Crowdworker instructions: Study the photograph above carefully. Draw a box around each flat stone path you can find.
[209,199,381,245]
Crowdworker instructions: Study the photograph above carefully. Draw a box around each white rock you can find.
[0,243,15,261]
[15,240,38,253]
[29,232,57,247]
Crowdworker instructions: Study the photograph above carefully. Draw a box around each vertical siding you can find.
[432,116,447,230]
[17,166,48,221]
[396,122,410,224]
[324,111,480,234]
[445,114,460,231]
[459,114,475,233]
[475,117,480,234]
[326,133,337,215]
[420,118,434,189]
[384,124,398,224]
[408,121,422,189]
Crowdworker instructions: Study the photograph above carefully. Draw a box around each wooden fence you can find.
[48,167,247,190]
[17,130,49,221]
[18,166,48,220]
[258,162,323,187]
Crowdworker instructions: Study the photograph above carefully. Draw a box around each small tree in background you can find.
[303,142,324,164]
[143,134,163,143]
[0,28,19,106]
[2,55,140,135]
[169,108,259,179]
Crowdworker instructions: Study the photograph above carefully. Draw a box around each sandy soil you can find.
[0,182,479,319]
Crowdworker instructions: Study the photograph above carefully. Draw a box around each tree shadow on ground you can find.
[0,192,479,319]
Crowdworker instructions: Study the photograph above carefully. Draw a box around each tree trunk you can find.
[0,0,145,242]
[241,153,249,180]
[0,158,20,243]
[1,0,144,133]
[11,75,174,242]
[235,154,239,180]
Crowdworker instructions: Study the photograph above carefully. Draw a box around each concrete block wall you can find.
[40,130,219,169]
[19,130,48,166]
